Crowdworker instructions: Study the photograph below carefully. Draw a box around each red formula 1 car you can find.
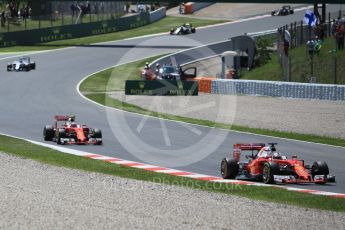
[43,115,102,145]
[220,143,335,184]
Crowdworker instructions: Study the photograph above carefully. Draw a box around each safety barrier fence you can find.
[211,79,345,101]
[0,1,126,33]
[153,40,232,67]
[0,7,166,47]
[149,7,166,23]
[277,9,345,82]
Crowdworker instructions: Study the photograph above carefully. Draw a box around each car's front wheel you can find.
[56,129,66,145]
[311,161,329,184]
[262,162,280,184]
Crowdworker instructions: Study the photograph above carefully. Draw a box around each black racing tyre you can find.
[56,128,66,145]
[191,27,196,33]
[311,161,329,178]
[30,62,36,70]
[43,125,54,141]
[220,158,239,179]
[93,129,102,138]
[262,162,280,184]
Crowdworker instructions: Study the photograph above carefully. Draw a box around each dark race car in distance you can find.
[271,5,294,16]
[170,23,196,35]
[43,115,102,145]
[221,143,335,184]
[7,56,36,72]
[156,65,196,80]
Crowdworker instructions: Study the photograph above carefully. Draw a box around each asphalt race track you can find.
[0,5,344,193]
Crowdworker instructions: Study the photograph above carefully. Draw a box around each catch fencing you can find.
[0,7,166,47]
[0,1,125,33]
[277,9,345,82]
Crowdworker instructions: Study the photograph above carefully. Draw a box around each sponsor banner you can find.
[125,80,199,96]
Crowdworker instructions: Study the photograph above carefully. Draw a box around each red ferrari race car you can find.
[220,143,335,184]
[43,115,102,145]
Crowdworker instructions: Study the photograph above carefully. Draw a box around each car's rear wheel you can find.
[262,162,280,184]
[43,125,54,141]
[311,161,329,184]
[56,129,66,145]
[220,158,239,179]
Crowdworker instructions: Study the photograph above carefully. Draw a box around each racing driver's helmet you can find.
[70,122,78,128]
[272,152,282,159]
[258,146,276,158]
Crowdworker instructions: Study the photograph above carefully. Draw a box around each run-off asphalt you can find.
[1,153,345,230]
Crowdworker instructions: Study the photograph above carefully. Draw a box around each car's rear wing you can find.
[233,143,265,151]
[232,143,265,161]
[54,115,75,122]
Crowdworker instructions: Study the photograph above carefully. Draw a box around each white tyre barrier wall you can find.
[212,79,345,101]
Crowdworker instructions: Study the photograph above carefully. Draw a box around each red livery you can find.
[221,143,335,184]
[43,115,102,145]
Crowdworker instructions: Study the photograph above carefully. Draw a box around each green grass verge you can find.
[0,16,227,52]
[80,55,345,148]
[242,37,345,84]
[1,134,345,212]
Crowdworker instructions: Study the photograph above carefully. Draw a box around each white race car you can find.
[170,23,196,35]
[7,56,36,72]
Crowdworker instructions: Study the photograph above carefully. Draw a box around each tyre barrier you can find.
[211,79,345,101]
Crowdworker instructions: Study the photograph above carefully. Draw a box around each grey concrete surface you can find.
[0,4,344,196]
[1,152,345,230]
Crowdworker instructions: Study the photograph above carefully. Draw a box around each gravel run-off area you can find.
[1,153,345,229]
[109,91,345,139]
